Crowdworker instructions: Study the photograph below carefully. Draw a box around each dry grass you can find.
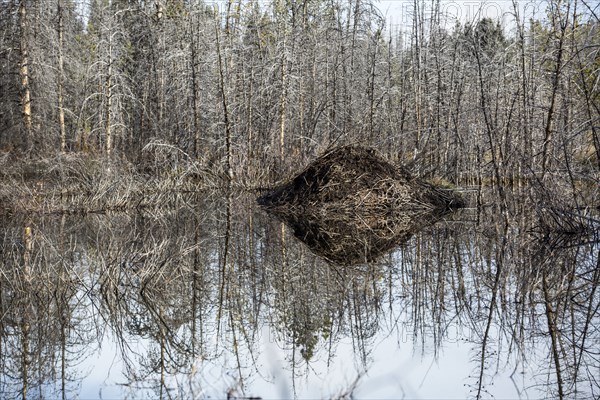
[0,152,218,215]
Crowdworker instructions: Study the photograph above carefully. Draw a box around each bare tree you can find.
[19,0,33,148]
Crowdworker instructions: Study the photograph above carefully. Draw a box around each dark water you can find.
[0,190,598,399]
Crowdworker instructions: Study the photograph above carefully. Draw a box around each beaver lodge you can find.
[258,146,466,265]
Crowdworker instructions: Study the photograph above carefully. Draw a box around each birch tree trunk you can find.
[19,0,33,148]
[57,0,66,152]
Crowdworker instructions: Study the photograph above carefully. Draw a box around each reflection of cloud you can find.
[78,332,131,399]
[261,325,292,399]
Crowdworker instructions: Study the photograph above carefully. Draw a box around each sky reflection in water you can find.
[0,191,598,399]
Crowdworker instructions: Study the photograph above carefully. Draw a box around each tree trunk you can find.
[542,1,569,177]
[19,0,33,149]
[105,26,113,156]
[189,15,201,159]
[215,18,233,181]
[57,0,66,152]
[279,47,287,163]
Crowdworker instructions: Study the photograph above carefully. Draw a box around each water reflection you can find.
[257,145,465,265]
[0,190,598,398]
[262,206,454,265]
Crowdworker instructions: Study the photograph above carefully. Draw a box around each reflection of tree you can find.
[263,218,385,379]
[0,215,92,399]
[374,189,600,399]
[450,202,600,399]
[0,189,598,398]
[527,206,600,399]
[86,201,217,397]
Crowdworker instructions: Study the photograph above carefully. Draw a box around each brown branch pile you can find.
[258,146,466,264]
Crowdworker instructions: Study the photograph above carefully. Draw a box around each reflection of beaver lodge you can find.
[258,146,466,265]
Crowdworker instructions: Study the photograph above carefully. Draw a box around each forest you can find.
[0,0,599,398]
[0,0,598,205]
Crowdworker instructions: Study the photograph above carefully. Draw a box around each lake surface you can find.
[1,189,598,399]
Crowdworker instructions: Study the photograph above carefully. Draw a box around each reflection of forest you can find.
[0,190,598,398]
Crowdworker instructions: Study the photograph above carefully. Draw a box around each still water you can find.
[1,190,598,399]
